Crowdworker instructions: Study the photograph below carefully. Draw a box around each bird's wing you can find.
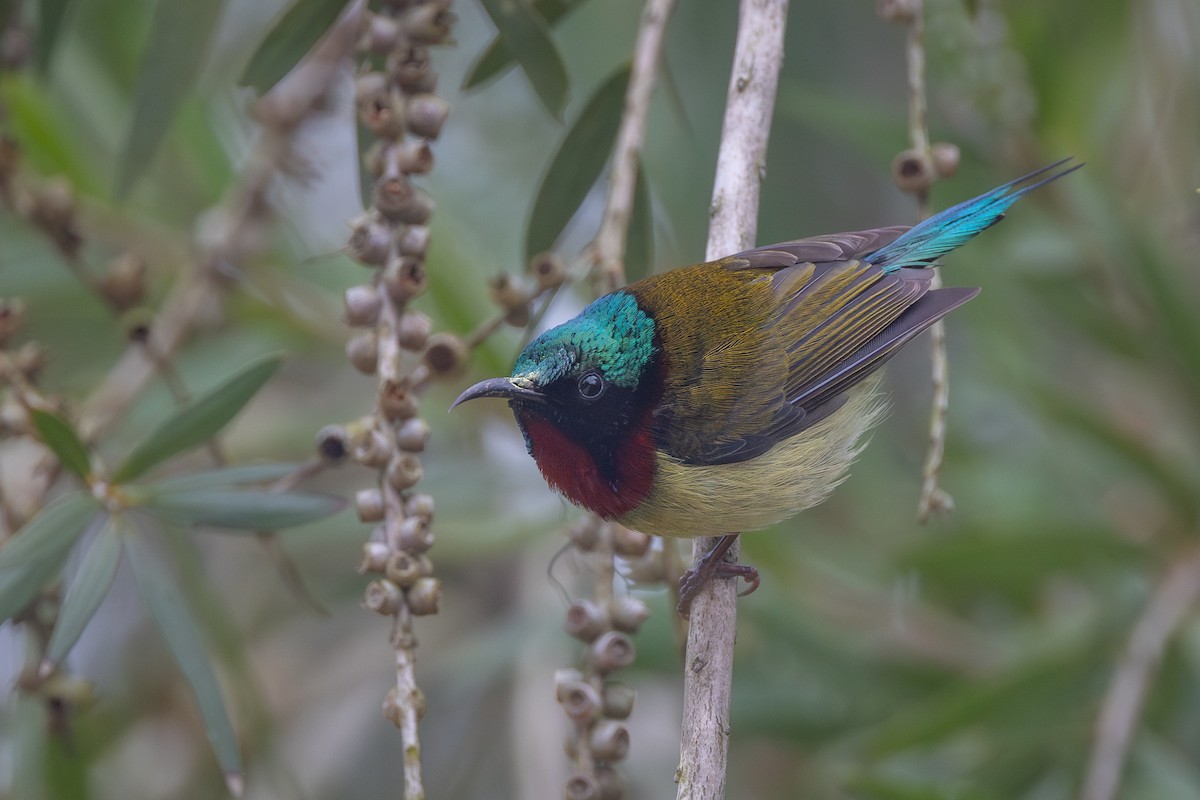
[673,230,976,466]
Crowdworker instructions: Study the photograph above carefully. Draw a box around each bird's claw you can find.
[676,559,760,617]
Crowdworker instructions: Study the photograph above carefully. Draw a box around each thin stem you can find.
[676,1,788,798]
[1079,544,1200,800]
[592,0,678,293]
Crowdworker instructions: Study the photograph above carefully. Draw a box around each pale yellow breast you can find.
[616,377,886,538]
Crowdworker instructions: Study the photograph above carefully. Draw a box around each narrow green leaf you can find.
[1034,387,1199,522]
[462,0,578,90]
[115,0,229,197]
[124,532,242,784]
[35,0,75,73]
[43,514,124,669]
[625,160,655,281]
[29,408,91,479]
[525,63,631,262]
[147,463,301,494]
[238,0,349,93]
[478,0,569,119]
[12,694,48,800]
[144,489,344,530]
[113,355,282,484]
[0,492,101,624]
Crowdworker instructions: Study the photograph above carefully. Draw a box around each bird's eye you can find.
[577,372,605,400]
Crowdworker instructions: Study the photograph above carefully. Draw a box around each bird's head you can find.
[451,291,662,518]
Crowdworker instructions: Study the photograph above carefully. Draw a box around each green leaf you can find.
[115,0,229,197]
[625,159,655,281]
[43,514,125,669]
[143,489,344,530]
[239,0,349,93]
[124,531,242,787]
[147,463,301,494]
[478,0,569,119]
[525,63,630,262]
[1034,387,1200,522]
[29,408,92,479]
[113,355,282,484]
[0,492,101,624]
[35,0,76,73]
[462,0,578,91]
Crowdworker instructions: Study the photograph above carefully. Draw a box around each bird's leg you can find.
[677,534,760,616]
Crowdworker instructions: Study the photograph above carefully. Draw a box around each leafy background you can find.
[1,0,1199,798]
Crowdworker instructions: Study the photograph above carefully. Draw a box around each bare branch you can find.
[677,2,788,798]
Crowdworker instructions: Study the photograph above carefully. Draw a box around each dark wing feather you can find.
[680,228,974,467]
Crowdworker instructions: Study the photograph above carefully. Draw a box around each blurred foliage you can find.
[0,0,1198,799]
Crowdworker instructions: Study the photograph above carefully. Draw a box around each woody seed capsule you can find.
[553,668,585,701]
[388,44,431,89]
[385,551,423,587]
[353,428,392,468]
[589,721,630,762]
[346,332,379,374]
[99,253,147,312]
[397,311,433,351]
[407,576,441,615]
[397,515,434,553]
[423,333,467,378]
[387,453,424,491]
[315,424,350,462]
[588,631,635,673]
[346,216,392,267]
[405,94,451,140]
[397,224,431,257]
[891,147,934,194]
[565,599,609,642]
[344,284,382,326]
[557,679,601,722]
[405,493,435,521]
[363,579,403,615]
[609,595,649,633]
[529,251,566,289]
[360,541,390,574]
[396,417,431,452]
[565,774,600,800]
[395,141,434,176]
[931,141,961,179]
[355,488,385,522]
[612,526,651,557]
[602,682,636,719]
[383,256,428,302]
[380,379,419,421]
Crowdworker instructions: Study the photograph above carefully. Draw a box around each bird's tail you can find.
[865,157,1082,273]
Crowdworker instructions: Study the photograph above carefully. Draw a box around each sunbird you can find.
[454,159,1079,608]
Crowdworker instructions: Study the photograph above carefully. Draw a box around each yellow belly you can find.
[616,377,886,538]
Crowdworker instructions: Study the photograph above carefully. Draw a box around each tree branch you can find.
[676,2,788,798]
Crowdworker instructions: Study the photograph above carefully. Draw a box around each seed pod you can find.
[564,599,609,642]
[589,721,630,762]
[602,682,636,720]
[406,94,451,139]
[399,2,455,44]
[360,86,406,139]
[99,253,147,312]
[553,668,585,701]
[355,488,385,522]
[405,493,435,522]
[612,526,650,557]
[931,141,961,179]
[315,425,350,462]
[346,216,392,267]
[588,631,635,673]
[529,251,566,290]
[380,379,420,421]
[396,417,431,452]
[407,576,441,615]
[395,141,434,176]
[568,515,601,551]
[557,679,601,722]
[565,774,600,800]
[344,284,382,327]
[363,579,403,615]
[595,765,623,800]
[353,428,392,468]
[393,186,436,224]
[360,541,390,574]
[423,333,467,378]
[386,551,423,587]
[373,174,414,220]
[389,44,431,89]
[397,311,433,351]
[387,453,424,491]
[383,256,428,302]
[396,224,431,257]
[346,332,379,374]
[891,147,934,194]
[609,596,649,634]
[397,515,434,553]
[361,13,401,53]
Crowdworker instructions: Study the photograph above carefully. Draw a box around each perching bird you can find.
[454,159,1079,607]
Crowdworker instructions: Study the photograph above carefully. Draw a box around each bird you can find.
[453,159,1080,611]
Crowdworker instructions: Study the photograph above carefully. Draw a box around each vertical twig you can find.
[1079,545,1200,800]
[675,2,788,798]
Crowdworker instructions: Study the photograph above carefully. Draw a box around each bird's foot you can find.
[676,534,760,617]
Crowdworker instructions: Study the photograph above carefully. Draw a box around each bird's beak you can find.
[450,377,546,409]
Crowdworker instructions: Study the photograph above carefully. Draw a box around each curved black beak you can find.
[450,377,546,409]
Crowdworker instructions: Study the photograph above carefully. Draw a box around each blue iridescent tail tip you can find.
[866,157,1083,273]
